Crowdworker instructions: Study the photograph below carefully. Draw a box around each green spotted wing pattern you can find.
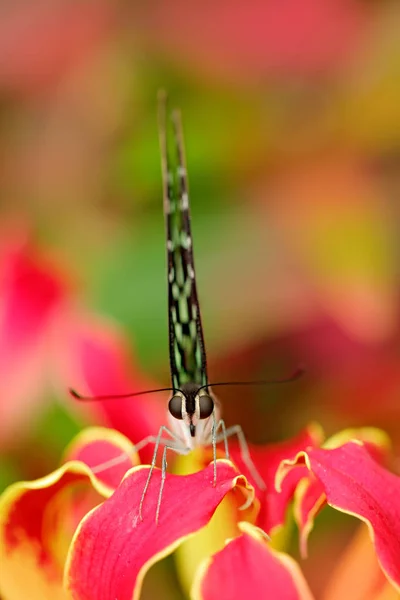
[158,93,208,391]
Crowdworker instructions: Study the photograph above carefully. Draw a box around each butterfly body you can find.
[159,94,217,447]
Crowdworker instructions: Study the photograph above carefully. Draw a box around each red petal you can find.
[279,442,400,590]
[293,476,325,558]
[193,522,314,600]
[280,428,393,557]
[63,426,140,492]
[0,462,109,599]
[229,424,323,534]
[65,461,254,600]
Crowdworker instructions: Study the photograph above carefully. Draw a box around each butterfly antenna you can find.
[69,387,175,402]
[203,366,305,390]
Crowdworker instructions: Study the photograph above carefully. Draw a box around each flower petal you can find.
[323,427,391,463]
[291,475,325,558]
[65,460,254,600]
[62,426,140,492]
[230,423,323,534]
[192,522,314,600]
[279,427,392,557]
[277,442,400,591]
[174,450,259,596]
[0,461,110,600]
[173,426,320,592]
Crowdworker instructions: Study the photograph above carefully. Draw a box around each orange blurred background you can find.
[0,1,399,597]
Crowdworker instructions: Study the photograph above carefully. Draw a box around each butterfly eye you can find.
[199,395,214,419]
[168,395,183,419]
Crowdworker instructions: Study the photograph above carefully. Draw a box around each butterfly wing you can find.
[158,92,208,390]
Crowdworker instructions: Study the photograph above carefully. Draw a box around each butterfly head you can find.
[168,382,214,438]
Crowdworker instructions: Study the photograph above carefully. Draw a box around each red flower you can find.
[2,423,399,599]
[0,428,139,599]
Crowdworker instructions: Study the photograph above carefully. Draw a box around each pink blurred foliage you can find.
[0,232,70,445]
[135,0,372,82]
[58,315,166,464]
[0,232,165,454]
[0,1,116,95]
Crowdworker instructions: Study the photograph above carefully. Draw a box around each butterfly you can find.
[71,91,303,521]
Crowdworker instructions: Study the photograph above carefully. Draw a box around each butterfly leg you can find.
[209,414,236,484]
[155,442,190,524]
[215,418,230,458]
[215,423,266,491]
[90,433,176,476]
[208,417,229,487]
[211,411,218,486]
[139,425,185,520]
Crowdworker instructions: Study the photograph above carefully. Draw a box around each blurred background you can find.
[0,0,399,597]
